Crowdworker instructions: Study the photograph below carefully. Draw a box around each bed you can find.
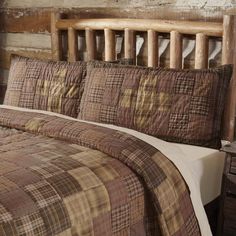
[0,12,235,236]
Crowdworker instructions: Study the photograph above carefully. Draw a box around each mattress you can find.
[173,143,225,205]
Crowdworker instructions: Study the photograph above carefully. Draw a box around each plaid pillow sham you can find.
[78,62,232,148]
[4,55,87,117]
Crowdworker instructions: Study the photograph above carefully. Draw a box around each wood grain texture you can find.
[0,48,52,70]
[195,33,208,69]
[222,15,236,141]
[51,12,62,60]
[124,28,136,61]
[56,18,223,37]
[68,27,78,62]
[85,28,96,60]
[170,31,182,69]
[104,28,115,61]
[147,30,158,67]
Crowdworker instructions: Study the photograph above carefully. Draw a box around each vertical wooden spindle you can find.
[170,31,182,69]
[104,28,115,61]
[68,27,78,62]
[222,15,234,64]
[222,15,236,141]
[124,28,136,62]
[51,12,62,60]
[148,30,158,67]
[195,33,208,69]
[86,28,96,60]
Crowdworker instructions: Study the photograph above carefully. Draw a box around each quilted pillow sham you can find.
[78,62,233,148]
[4,55,87,117]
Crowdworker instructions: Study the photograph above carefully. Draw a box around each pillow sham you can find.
[4,55,87,117]
[78,62,233,148]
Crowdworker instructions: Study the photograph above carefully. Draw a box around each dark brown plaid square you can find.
[169,113,189,131]
[47,173,82,198]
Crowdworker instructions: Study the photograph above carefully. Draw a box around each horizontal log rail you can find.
[55,18,223,37]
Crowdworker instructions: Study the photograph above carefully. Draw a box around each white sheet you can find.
[0,105,213,236]
[173,143,225,205]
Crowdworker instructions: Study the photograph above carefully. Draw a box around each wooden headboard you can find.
[50,12,236,142]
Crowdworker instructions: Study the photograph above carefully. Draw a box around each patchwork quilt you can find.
[0,107,200,236]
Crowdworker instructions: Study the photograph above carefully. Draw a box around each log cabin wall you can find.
[0,0,235,106]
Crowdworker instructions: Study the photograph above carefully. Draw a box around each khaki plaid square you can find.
[71,150,109,168]
[64,192,93,236]
[39,201,70,235]
[24,180,61,208]
[14,211,46,236]
[85,185,110,218]
[92,164,120,183]
[69,166,103,190]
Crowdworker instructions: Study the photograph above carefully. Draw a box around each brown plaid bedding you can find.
[0,107,200,236]
[79,62,232,149]
[4,56,87,117]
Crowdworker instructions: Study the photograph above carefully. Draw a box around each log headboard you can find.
[50,12,236,142]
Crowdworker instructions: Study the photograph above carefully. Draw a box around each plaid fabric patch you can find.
[39,201,71,235]
[64,192,93,235]
[14,212,46,236]
[105,178,128,208]
[0,204,12,223]
[174,75,195,95]
[88,87,105,103]
[50,157,82,171]
[190,96,211,116]
[85,185,111,218]
[111,204,130,233]
[100,105,117,123]
[47,173,82,198]
[106,71,124,87]
[120,89,134,108]
[24,180,61,208]
[123,174,144,200]
[30,163,64,178]
[69,166,103,190]
[169,113,189,131]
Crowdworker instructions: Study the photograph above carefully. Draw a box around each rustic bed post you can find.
[51,12,62,61]
[222,15,236,141]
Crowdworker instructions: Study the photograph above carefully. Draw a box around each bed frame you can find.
[50,12,236,142]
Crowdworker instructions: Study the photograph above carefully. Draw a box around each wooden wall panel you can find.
[0,3,235,104]
[1,7,235,34]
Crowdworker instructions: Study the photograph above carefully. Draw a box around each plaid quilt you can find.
[0,107,200,236]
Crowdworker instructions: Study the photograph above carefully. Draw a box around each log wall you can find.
[0,0,235,103]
